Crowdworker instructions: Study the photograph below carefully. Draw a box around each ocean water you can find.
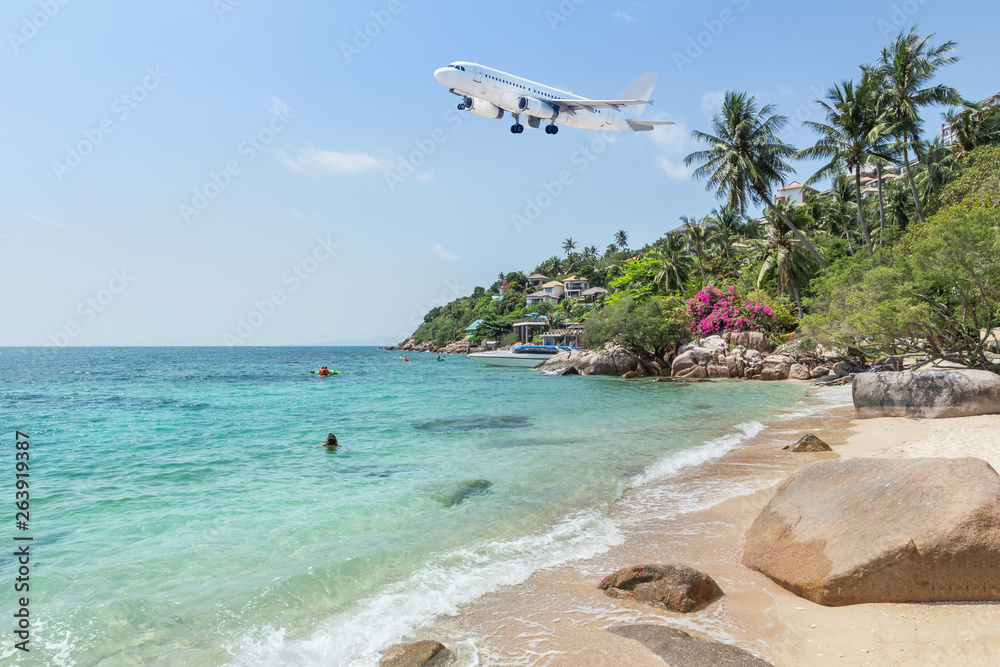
[0,347,807,666]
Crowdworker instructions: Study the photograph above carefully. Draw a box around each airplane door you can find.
[473,66,482,83]
[603,108,617,129]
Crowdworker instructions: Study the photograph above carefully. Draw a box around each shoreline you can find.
[406,383,1000,666]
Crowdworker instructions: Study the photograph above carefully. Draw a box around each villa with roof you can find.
[774,181,819,206]
[526,273,549,288]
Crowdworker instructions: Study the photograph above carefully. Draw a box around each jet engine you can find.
[461,96,504,119]
[517,96,557,120]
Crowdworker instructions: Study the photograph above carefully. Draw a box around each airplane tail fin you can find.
[618,72,658,118]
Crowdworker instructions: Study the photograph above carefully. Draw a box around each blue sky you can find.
[2,0,998,346]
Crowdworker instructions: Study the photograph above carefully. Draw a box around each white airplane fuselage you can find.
[433,62,664,135]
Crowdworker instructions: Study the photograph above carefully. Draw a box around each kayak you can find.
[310,370,341,375]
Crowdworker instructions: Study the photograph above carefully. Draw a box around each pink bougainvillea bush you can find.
[686,285,776,338]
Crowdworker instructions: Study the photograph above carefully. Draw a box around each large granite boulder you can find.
[535,345,640,376]
[671,347,714,375]
[380,640,451,667]
[782,434,831,452]
[759,355,792,381]
[788,363,812,380]
[607,625,771,667]
[598,563,723,612]
[724,331,773,355]
[853,369,1000,418]
[742,457,1000,606]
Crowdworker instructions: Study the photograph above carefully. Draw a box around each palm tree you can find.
[584,244,599,259]
[882,178,915,241]
[828,173,858,255]
[544,255,562,277]
[915,137,958,212]
[871,28,962,223]
[678,215,709,287]
[753,205,822,318]
[604,243,619,258]
[685,90,827,268]
[797,76,893,256]
[652,233,694,294]
[614,229,629,251]
[944,104,1000,153]
[562,238,577,254]
[707,205,750,291]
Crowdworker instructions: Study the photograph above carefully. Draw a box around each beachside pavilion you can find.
[512,315,548,344]
[542,323,584,347]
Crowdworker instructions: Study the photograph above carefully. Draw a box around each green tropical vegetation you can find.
[410,27,1000,369]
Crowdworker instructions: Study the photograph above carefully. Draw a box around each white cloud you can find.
[613,11,636,22]
[282,147,392,176]
[290,209,305,218]
[658,156,693,180]
[432,244,460,262]
[649,119,688,151]
[701,90,726,119]
[646,118,694,180]
[26,213,62,228]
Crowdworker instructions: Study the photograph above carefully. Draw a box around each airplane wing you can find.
[626,119,676,132]
[549,98,650,115]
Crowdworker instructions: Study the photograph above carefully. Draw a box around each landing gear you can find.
[510,123,524,134]
[545,124,559,135]
[458,102,466,110]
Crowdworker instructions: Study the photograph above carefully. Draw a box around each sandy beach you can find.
[424,384,1000,666]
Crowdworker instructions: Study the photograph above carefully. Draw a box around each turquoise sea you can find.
[0,347,808,666]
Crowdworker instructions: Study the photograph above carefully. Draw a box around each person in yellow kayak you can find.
[318,367,330,376]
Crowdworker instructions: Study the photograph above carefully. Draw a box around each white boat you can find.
[468,345,574,368]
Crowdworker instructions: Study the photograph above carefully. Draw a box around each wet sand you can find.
[424,385,1000,666]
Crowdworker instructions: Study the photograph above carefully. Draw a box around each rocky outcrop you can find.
[759,355,792,381]
[788,363,812,380]
[782,434,831,452]
[854,370,1000,419]
[724,331,773,355]
[387,337,436,353]
[598,564,723,613]
[380,640,451,667]
[540,333,858,381]
[607,625,771,667]
[535,344,641,376]
[742,457,1000,606]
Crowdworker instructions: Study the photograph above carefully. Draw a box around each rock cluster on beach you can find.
[782,434,831,452]
[607,625,773,667]
[854,369,1000,418]
[742,457,1000,606]
[531,344,641,377]
[536,334,859,381]
[386,337,475,355]
[379,640,452,667]
[598,563,723,613]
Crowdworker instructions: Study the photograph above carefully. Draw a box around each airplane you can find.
[433,62,673,135]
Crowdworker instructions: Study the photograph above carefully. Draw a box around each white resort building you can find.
[562,276,590,300]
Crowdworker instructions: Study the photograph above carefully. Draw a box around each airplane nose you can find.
[434,67,449,84]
